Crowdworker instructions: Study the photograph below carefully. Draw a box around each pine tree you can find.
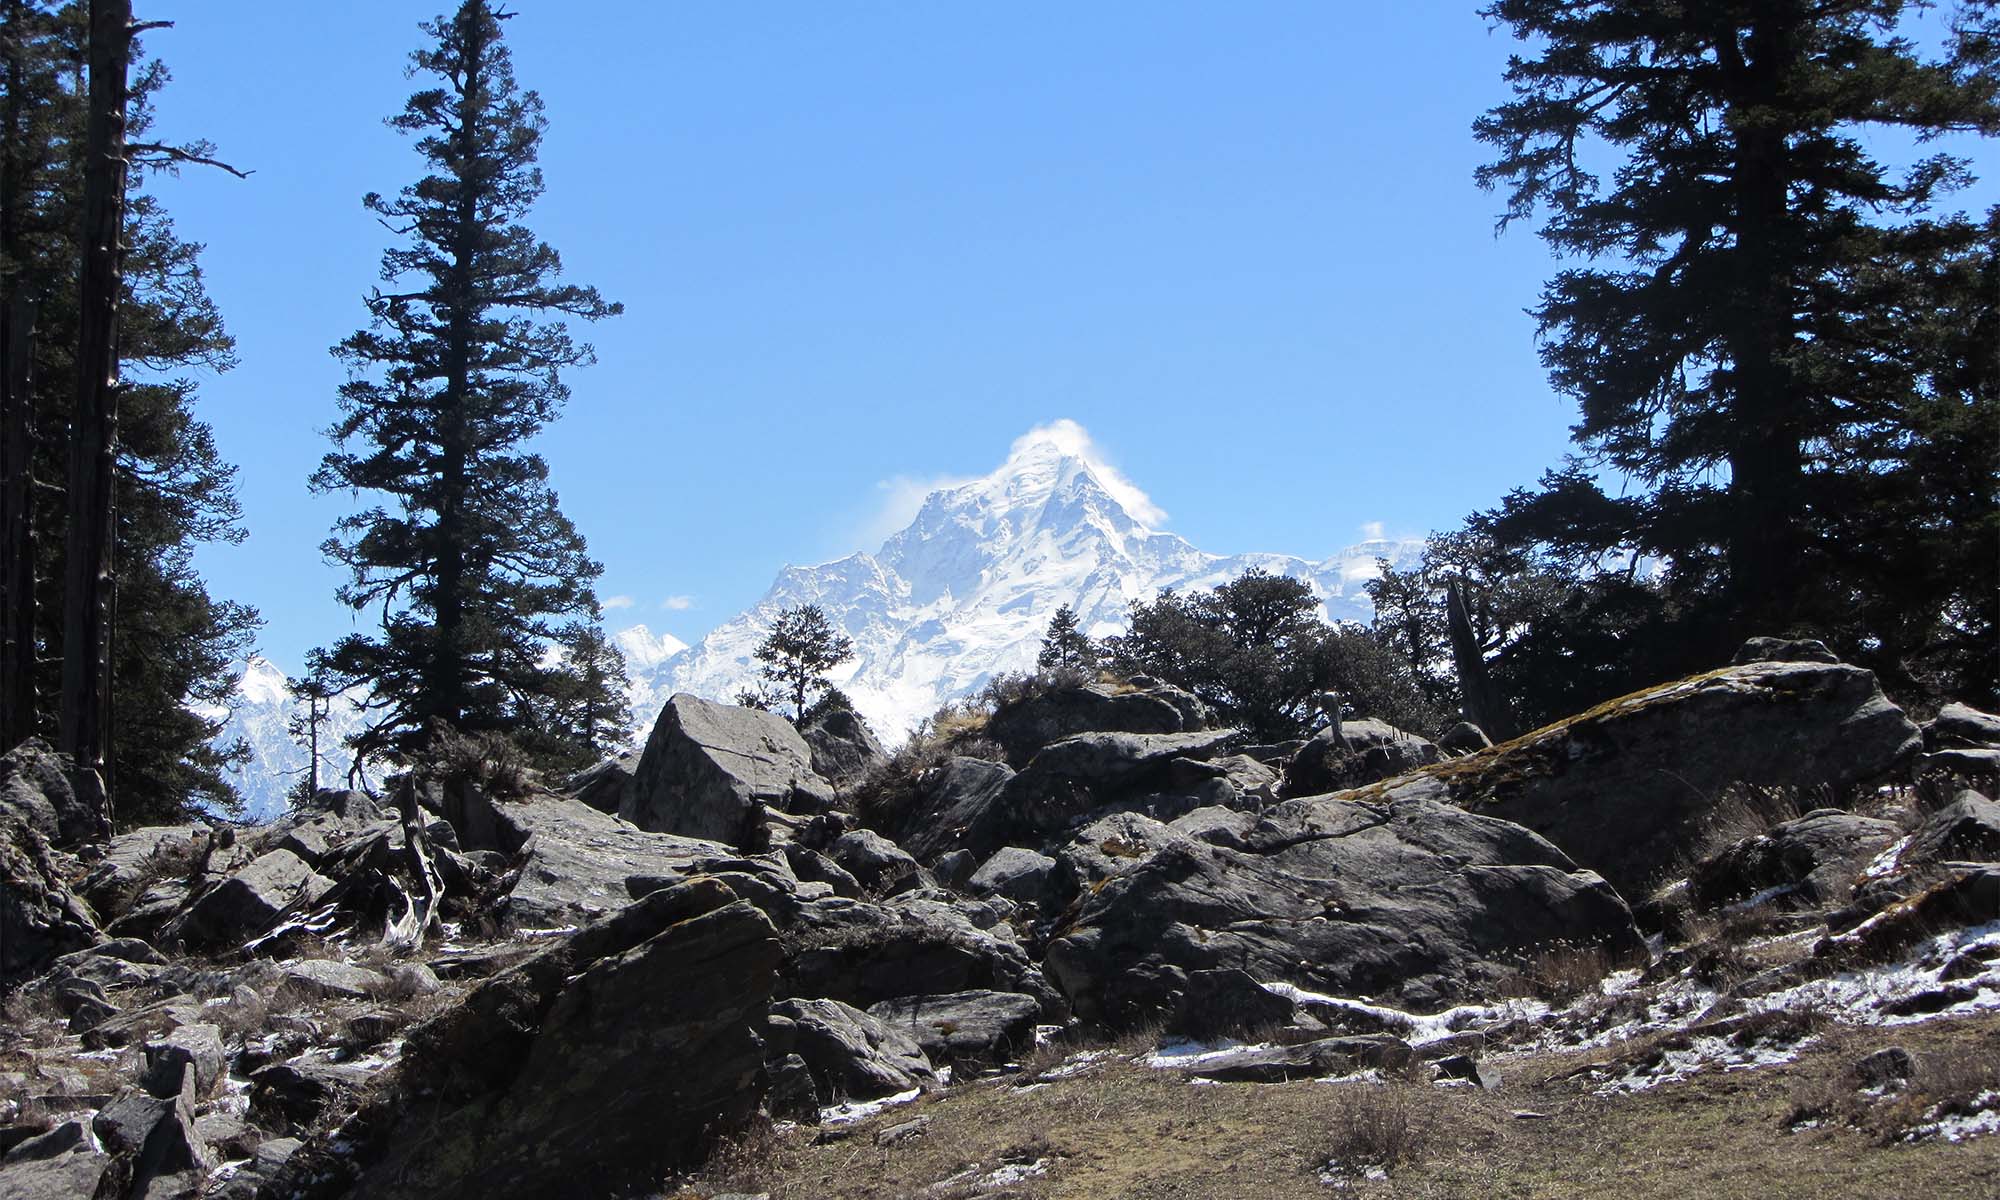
[0,4,258,823]
[753,604,853,721]
[1036,604,1097,674]
[311,1,623,767]
[1475,2,1999,679]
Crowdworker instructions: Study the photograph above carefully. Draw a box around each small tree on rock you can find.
[1036,604,1097,675]
[753,604,853,721]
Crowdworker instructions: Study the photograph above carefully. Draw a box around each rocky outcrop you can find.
[1414,658,1923,895]
[798,702,889,792]
[1,804,102,989]
[272,877,781,1200]
[1043,783,1641,1026]
[565,751,639,814]
[966,846,1055,903]
[161,848,333,950]
[1905,791,2000,866]
[1926,702,2000,752]
[964,728,1241,859]
[622,694,836,845]
[827,829,924,894]
[0,738,107,848]
[986,679,1205,765]
[780,893,1060,1015]
[488,793,736,929]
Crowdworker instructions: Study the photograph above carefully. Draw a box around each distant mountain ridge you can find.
[213,422,1418,820]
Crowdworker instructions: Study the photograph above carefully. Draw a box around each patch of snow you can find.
[820,1087,923,1125]
[1259,980,1550,1045]
[1905,1091,2000,1144]
[1143,1037,1270,1068]
[1040,1049,1111,1080]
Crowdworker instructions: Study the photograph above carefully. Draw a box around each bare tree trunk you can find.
[1,0,41,749]
[59,0,131,820]
[0,296,35,748]
[1447,577,1510,743]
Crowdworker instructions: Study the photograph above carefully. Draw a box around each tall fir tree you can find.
[753,604,853,722]
[1475,1,1999,698]
[1036,603,1097,674]
[311,1,623,767]
[1,3,257,823]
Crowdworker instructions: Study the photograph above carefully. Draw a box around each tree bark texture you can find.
[60,0,131,803]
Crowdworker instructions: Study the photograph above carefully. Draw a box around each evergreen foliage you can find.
[310,1,624,768]
[752,604,854,721]
[1474,1,2000,705]
[1105,568,1440,741]
[1036,603,1098,674]
[1,4,257,824]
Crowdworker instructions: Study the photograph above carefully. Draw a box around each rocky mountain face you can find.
[637,427,1420,740]
[214,428,1414,820]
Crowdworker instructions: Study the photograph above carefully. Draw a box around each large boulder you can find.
[865,990,1042,1066]
[986,680,1205,765]
[871,756,1015,864]
[161,848,333,950]
[76,826,207,921]
[0,738,107,848]
[1688,810,1904,910]
[1926,702,2000,751]
[769,997,938,1101]
[622,694,835,845]
[964,728,1240,859]
[1905,791,2000,866]
[1282,718,1439,798]
[565,751,639,815]
[270,877,781,1200]
[487,792,736,929]
[1043,781,1642,1026]
[1413,658,1923,895]
[798,701,888,792]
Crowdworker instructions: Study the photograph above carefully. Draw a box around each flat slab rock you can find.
[1177,1034,1413,1083]
[497,794,737,929]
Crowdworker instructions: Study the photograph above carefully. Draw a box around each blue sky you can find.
[139,2,1988,671]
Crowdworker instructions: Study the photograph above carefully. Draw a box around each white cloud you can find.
[1009,419,1166,527]
[602,594,635,611]
[1358,520,1385,541]
[661,595,695,611]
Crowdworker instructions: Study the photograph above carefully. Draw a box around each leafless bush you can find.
[424,724,534,804]
[1314,1080,1436,1177]
[1502,940,1616,1006]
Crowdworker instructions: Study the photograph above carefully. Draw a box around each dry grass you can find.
[667,1009,2000,1200]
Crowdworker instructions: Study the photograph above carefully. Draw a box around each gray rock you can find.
[1438,722,1493,755]
[1905,792,2000,865]
[0,738,106,847]
[827,830,924,894]
[249,1061,373,1135]
[965,847,1055,903]
[163,848,333,949]
[0,806,101,989]
[798,703,889,792]
[495,793,736,929]
[865,990,1042,1065]
[1923,747,2000,775]
[566,751,640,814]
[780,893,1060,1015]
[0,1149,114,1199]
[1171,968,1297,1041]
[770,998,938,1099]
[781,844,863,899]
[76,825,205,920]
[1689,810,1904,910]
[95,1076,214,1193]
[1927,702,2000,751]
[1422,658,1923,896]
[1044,784,1642,1026]
[970,728,1242,858]
[280,958,390,1001]
[141,1023,225,1100]
[876,757,1016,864]
[622,694,836,845]
[1283,718,1440,798]
[986,680,1204,765]
[1180,1035,1412,1083]
[270,877,781,1200]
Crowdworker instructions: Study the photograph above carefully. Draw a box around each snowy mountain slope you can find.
[635,423,1421,740]
[212,422,1418,817]
[202,657,372,822]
